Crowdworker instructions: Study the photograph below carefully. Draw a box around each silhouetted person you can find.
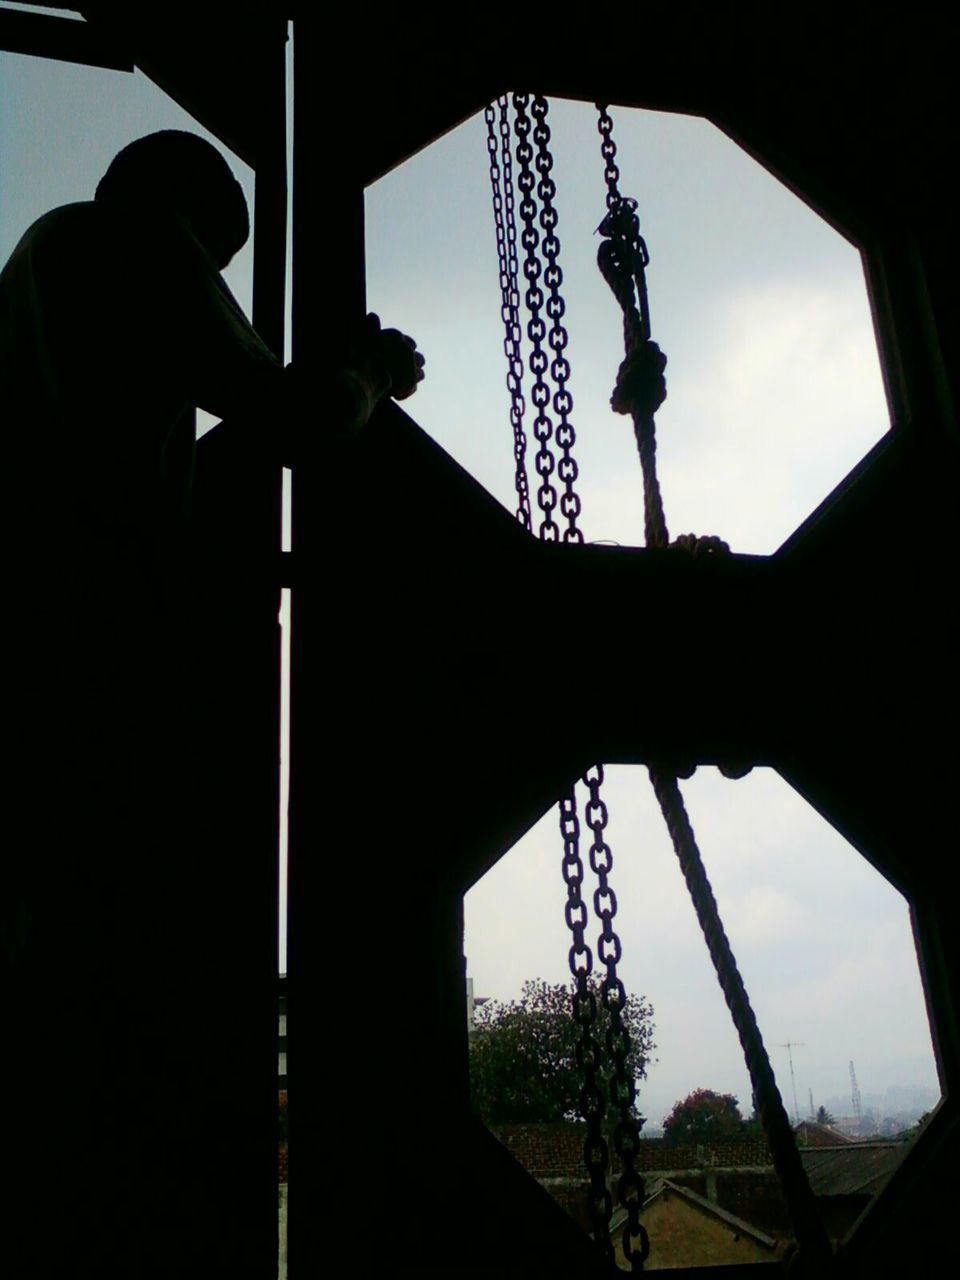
[0,130,422,1277]
[1,129,421,543]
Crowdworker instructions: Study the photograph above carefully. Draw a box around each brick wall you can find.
[491,1124,773,1180]
[637,1138,773,1171]
[714,1171,791,1235]
[491,1124,587,1178]
[489,1125,785,1241]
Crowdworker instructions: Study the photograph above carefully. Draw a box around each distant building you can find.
[801,1142,905,1243]
[490,1123,912,1268]
[795,1119,854,1147]
[612,1178,781,1269]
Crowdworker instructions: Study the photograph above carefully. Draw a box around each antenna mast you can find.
[779,1042,804,1124]
[850,1060,863,1130]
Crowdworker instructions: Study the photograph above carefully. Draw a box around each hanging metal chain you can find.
[595,103,829,1272]
[485,100,532,532]
[513,92,560,543]
[560,788,613,1260]
[584,765,649,1271]
[487,97,643,1267]
[514,90,611,1249]
[530,97,583,545]
[597,104,651,343]
[523,93,646,1267]
[499,100,532,533]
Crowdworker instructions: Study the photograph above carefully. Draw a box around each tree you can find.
[469,977,656,1126]
[662,1089,745,1145]
[816,1105,837,1127]
[858,1107,879,1137]
[743,1100,764,1139]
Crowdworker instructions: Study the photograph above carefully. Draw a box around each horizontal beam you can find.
[0,8,132,71]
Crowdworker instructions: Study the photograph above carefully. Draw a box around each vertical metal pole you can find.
[291,18,366,366]
[191,15,288,1272]
[288,13,367,1275]
[251,18,288,1274]
[252,22,289,361]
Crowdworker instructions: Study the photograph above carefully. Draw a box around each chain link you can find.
[487,96,643,1268]
[596,103,622,211]
[530,96,583,545]
[513,92,560,543]
[525,94,627,1256]
[584,765,649,1271]
[485,101,532,532]
[597,102,651,342]
[498,100,532,533]
[560,787,614,1260]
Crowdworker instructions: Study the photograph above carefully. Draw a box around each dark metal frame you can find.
[3,5,956,1276]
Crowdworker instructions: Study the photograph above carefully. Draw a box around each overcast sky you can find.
[1,32,940,1130]
[364,98,939,1127]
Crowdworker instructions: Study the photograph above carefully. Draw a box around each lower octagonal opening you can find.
[464,766,940,1269]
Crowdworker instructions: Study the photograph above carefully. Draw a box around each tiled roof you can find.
[795,1120,854,1147]
[800,1143,906,1197]
[610,1178,778,1250]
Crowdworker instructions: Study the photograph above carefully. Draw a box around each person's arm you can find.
[187,293,423,468]
[318,312,425,433]
[164,223,423,459]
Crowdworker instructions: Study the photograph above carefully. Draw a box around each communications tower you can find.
[850,1060,863,1129]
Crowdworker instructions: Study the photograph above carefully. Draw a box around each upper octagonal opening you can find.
[365,98,890,555]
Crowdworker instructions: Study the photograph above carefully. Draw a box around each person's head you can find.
[95,130,249,269]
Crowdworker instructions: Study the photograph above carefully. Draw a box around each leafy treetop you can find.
[469,976,656,1126]
[662,1088,745,1145]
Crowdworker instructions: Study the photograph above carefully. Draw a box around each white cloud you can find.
[657,278,889,552]
[722,884,795,944]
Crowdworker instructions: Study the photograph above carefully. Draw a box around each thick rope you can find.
[595,199,668,552]
[634,415,668,551]
[595,103,833,1275]
[649,772,834,1273]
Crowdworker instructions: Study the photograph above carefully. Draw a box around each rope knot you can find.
[670,532,731,560]
[611,340,668,419]
[597,197,642,244]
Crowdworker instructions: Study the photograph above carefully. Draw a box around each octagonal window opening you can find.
[365,97,890,555]
[464,765,940,1268]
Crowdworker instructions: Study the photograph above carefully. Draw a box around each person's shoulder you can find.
[0,202,138,341]
[2,202,109,274]
[14,202,101,247]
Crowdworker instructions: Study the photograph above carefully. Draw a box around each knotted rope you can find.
[595,103,834,1276]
